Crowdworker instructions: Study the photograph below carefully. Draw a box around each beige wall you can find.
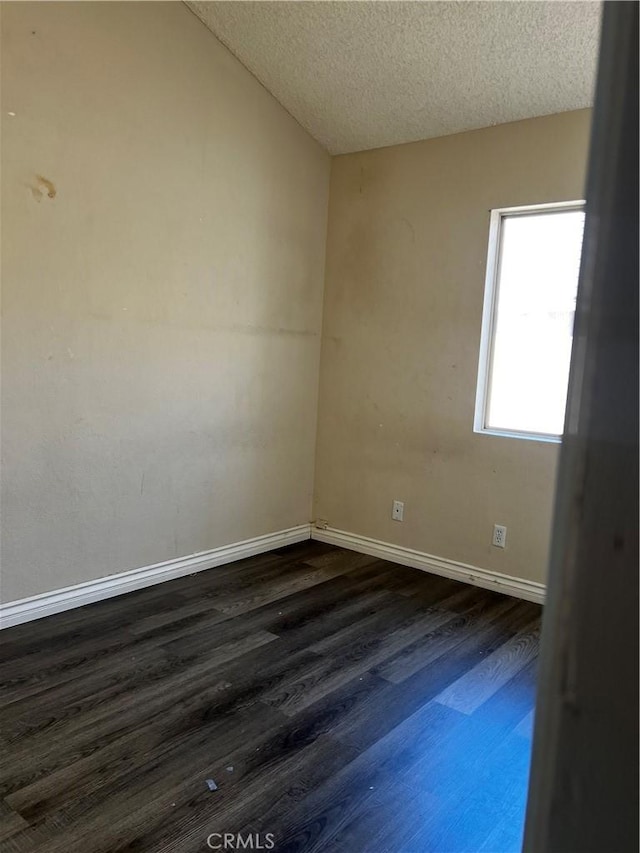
[1,2,330,601]
[314,110,592,584]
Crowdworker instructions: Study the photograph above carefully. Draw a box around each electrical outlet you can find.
[492,524,507,548]
[392,500,404,522]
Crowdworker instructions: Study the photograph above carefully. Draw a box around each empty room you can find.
[1,2,638,852]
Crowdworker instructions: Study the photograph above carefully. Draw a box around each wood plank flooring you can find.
[0,542,541,852]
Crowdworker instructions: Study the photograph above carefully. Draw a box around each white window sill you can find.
[474,426,562,444]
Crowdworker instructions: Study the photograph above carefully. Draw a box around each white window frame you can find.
[474,200,585,443]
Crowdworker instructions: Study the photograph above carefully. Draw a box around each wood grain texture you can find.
[0,541,540,852]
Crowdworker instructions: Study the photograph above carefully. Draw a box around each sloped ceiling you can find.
[187,1,601,155]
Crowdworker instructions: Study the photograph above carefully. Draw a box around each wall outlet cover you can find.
[392,500,404,522]
[492,524,507,548]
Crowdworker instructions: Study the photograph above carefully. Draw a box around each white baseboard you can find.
[0,522,544,629]
[311,526,545,604]
[0,524,312,629]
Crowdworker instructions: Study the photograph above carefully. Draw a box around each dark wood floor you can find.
[0,542,541,853]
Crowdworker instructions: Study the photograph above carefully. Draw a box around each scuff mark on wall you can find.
[399,217,416,244]
[37,175,57,198]
[28,174,56,201]
[219,324,317,338]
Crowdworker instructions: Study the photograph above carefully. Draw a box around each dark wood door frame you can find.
[523,2,639,851]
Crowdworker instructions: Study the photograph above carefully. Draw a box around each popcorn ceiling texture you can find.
[187,1,600,155]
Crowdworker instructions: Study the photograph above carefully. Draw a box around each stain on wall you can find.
[27,174,56,201]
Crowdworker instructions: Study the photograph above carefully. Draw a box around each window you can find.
[474,202,585,442]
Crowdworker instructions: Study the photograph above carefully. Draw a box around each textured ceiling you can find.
[187,1,601,155]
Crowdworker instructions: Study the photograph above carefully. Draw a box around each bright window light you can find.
[475,203,585,441]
